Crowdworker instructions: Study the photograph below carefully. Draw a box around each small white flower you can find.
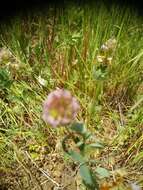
[105,38,117,50]
[107,57,112,61]
[101,38,117,52]
[101,44,108,51]
[130,183,141,190]
[97,55,104,63]
[37,76,47,86]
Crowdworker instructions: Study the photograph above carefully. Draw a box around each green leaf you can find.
[0,68,12,90]
[84,131,92,140]
[76,141,84,148]
[30,152,39,160]
[79,164,94,186]
[80,165,99,190]
[95,167,110,178]
[68,150,85,163]
[70,122,92,140]
[133,151,143,163]
[70,122,85,134]
[87,142,104,149]
[93,67,107,81]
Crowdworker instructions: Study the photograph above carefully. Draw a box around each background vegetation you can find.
[0,1,143,189]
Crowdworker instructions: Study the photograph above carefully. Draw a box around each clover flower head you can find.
[105,38,117,50]
[42,89,80,127]
[101,38,117,52]
[0,47,12,61]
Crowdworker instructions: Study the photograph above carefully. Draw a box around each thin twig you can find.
[15,154,42,190]
[24,151,60,188]
[118,102,124,126]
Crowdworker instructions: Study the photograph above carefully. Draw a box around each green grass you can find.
[0,2,143,189]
